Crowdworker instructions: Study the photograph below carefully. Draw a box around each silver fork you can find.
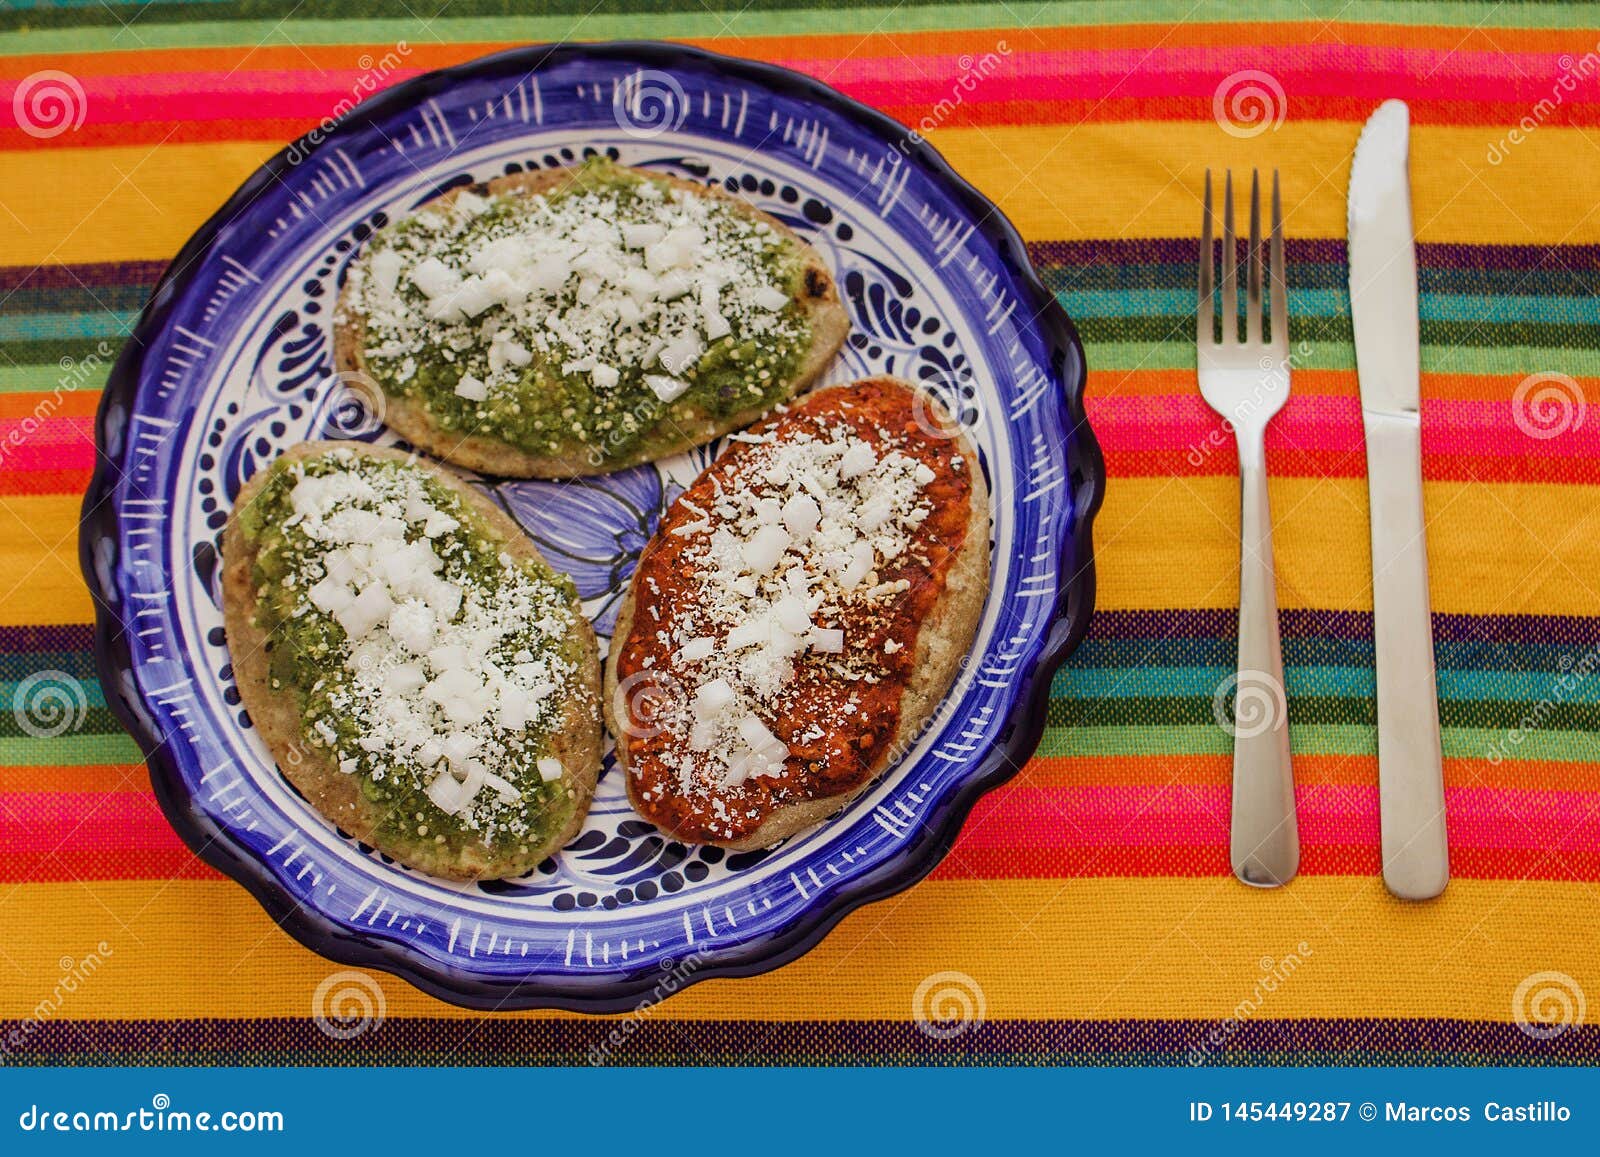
[1197,169,1298,888]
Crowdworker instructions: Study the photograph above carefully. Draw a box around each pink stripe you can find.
[0,417,97,472]
[802,45,1594,105]
[13,45,1591,127]
[1,68,429,126]
[959,786,1600,850]
[1087,395,1600,459]
[5,787,1596,865]
[0,793,188,857]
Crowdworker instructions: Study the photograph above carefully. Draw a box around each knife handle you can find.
[1229,433,1299,888]
[1363,410,1449,900]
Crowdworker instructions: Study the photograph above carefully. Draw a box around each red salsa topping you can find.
[614,378,977,843]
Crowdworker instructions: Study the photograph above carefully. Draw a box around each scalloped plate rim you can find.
[79,38,1105,1013]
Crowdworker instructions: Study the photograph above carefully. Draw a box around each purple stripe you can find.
[1028,239,1600,271]
[1088,610,1600,646]
[2,1018,1594,1066]
[0,261,168,293]
[0,625,95,655]
[1030,238,1345,267]
[8,240,1600,293]
[4,617,1591,657]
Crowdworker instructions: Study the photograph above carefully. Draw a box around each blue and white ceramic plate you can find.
[81,42,1104,1011]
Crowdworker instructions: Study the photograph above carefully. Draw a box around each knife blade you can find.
[1348,99,1449,900]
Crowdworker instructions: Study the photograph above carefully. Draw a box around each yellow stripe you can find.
[927,123,1600,243]
[1,878,1593,1021]
[6,477,1595,628]
[4,124,1599,265]
[0,494,95,625]
[1095,476,1600,615]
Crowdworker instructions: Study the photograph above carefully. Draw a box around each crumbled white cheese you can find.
[341,166,805,423]
[278,451,581,836]
[615,411,950,821]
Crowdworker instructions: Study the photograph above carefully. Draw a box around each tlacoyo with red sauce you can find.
[605,376,991,849]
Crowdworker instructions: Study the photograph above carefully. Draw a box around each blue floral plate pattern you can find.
[80,42,1104,1011]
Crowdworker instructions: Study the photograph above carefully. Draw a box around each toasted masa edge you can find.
[334,165,850,479]
[602,377,992,851]
[221,439,604,880]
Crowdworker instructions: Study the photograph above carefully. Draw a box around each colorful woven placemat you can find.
[3,2,1598,1066]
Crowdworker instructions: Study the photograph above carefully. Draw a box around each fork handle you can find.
[1230,433,1299,887]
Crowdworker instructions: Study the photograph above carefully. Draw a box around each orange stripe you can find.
[0,764,147,794]
[0,468,92,496]
[0,391,102,420]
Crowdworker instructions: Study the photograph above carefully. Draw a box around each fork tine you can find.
[1198,170,1214,346]
[1220,170,1238,344]
[1246,170,1263,346]
[1270,170,1288,348]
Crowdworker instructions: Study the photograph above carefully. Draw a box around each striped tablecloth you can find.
[3,2,1599,1066]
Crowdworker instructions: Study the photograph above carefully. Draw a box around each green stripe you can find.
[1,285,152,317]
[1041,723,1600,762]
[0,363,107,395]
[1052,694,1600,731]
[0,706,131,741]
[0,338,124,368]
[0,731,143,766]
[1056,664,1600,705]
[1048,264,1600,299]
[1081,338,1600,376]
[15,263,1599,308]
[1074,315,1600,350]
[1059,288,1600,326]
[1068,637,1589,674]
[1041,723,1367,757]
[18,330,1594,375]
[1,2,1592,56]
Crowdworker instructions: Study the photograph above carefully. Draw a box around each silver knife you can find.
[1347,99,1449,900]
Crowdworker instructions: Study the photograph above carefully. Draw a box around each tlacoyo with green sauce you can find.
[335,158,848,478]
[221,442,603,880]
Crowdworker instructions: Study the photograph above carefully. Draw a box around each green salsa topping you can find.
[343,158,813,464]
[239,449,586,854]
